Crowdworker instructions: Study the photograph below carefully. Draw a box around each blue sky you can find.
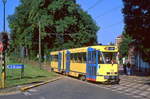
[0,0,124,44]
[0,0,20,32]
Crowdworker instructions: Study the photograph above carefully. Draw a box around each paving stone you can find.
[113,75,150,99]
[110,85,120,89]
[125,88,136,92]
[131,90,141,94]
[123,88,136,93]
[146,88,150,91]
[138,85,150,90]
[139,91,150,97]
[132,95,144,98]
[113,87,127,91]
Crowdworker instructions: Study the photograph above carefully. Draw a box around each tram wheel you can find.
[79,75,86,81]
[51,68,54,72]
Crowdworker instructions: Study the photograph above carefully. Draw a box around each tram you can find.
[50,45,119,83]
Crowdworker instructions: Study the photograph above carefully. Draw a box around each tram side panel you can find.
[50,51,64,73]
[50,52,59,72]
[64,50,86,77]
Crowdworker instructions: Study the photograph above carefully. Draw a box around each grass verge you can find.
[0,61,57,88]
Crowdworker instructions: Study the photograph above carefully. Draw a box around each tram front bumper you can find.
[104,75,119,82]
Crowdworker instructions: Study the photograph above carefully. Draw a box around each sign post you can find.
[7,64,25,78]
[0,41,5,88]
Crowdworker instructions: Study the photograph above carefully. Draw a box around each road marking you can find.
[23,92,32,96]
[29,89,38,92]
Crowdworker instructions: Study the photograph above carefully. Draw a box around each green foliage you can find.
[8,0,99,60]
[122,0,150,62]
[119,34,132,57]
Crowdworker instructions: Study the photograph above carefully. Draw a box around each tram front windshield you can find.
[98,52,117,64]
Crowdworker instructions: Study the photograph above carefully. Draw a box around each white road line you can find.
[28,89,38,92]
[23,92,32,96]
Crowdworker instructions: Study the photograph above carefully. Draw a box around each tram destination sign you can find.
[108,47,115,50]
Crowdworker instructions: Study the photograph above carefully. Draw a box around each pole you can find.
[3,2,5,32]
[1,52,6,88]
[1,0,7,88]
[39,21,42,69]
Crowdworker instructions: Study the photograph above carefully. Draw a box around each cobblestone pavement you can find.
[99,75,150,99]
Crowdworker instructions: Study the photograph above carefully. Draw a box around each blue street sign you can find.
[7,64,24,69]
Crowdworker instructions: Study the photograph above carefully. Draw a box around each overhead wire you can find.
[87,0,104,11]
[102,21,123,30]
[95,5,122,19]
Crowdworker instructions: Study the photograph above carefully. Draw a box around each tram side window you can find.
[70,53,74,62]
[70,52,86,63]
[98,52,105,64]
[51,55,58,62]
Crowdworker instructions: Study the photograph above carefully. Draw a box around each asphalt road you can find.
[0,77,135,99]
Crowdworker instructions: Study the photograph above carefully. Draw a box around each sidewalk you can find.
[110,65,150,99]
[99,74,150,99]
[119,64,150,84]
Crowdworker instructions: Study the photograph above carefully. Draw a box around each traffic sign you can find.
[0,41,3,52]
[7,64,24,69]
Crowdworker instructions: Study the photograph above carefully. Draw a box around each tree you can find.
[119,33,132,57]
[122,0,150,62]
[8,0,99,60]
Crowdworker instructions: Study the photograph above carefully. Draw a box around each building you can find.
[115,35,124,47]
[128,43,150,75]
[115,35,124,64]
[115,34,150,75]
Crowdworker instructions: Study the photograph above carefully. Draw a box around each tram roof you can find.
[50,45,118,54]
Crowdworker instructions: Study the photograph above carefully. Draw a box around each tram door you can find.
[66,51,70,73]
[58,52,62,72]
[86,48,98,81]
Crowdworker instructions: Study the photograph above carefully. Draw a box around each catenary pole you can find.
[39,21,42,69]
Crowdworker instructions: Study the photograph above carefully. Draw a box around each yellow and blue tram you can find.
[50,45,119,83]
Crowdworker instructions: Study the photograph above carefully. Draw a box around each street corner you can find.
[0,87,21,96]
[20,76,63,92]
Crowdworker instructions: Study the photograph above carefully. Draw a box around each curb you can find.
[0,91,20,96]
[20,77,62,91]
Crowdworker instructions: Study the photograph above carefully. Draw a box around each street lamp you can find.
[2,0,7,32]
